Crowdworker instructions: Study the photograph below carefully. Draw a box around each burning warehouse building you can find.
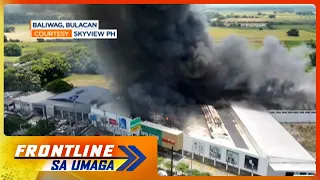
[75,4,315,129]
[74,4,315,175]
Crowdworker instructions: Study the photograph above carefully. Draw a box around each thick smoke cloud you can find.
[77,5,315,120]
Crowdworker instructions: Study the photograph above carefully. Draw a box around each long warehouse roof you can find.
[230,101,315,163]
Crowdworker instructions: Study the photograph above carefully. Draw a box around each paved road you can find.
[216,108,248,149]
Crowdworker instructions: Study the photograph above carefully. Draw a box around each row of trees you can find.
[5,114,56,136]
[25,120,56,136]
[307,40,316,67]
[296,11,315,16]
[4,67,42,92]
[4,114,25,135]
[4,43,99,92]
[4,26,15,32]
[309,52,316,67]
[5,11,72,24]
[207,12,277,22]
[4,36,21,43]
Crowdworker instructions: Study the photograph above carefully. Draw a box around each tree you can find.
[175,162,189,174]
[158,157,164,166]
[25,120,56,136]
[266,23,274,30]
[4,43,22,56]
[210,20,224,27]
[163,161,174,171]
[4,35,8,42]
[31,53,71,85]
[9,39,20,42]
[296,11,315,16]
[65,45,98,74]
[4,115,25,135]
[4,61,13,69]
[4,67,42,92]
[191,169,201,176]
[21,123,32,129]
[201,172,212,176]
[306,39,316,49]
[309,52,316,67]
[268,14,276,18]
[37,38,45,42]
[19,53,36,64]
[4,26,15,32]
[287,29,299,37]
[46,79,74,93]
[19,49,45,63]
[229,23,237,27]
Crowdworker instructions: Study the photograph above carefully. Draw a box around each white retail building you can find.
[89,100,316,176]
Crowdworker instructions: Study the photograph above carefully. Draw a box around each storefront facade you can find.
[89,108,141,136]
[140,122,183,152]
[161,131,183,151]
[140,124,163,145]
[130,117,141,135]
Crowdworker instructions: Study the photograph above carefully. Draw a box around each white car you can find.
[158,170,168,176]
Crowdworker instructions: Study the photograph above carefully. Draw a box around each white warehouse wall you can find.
[183,134,269,176]
[269,110,316,123]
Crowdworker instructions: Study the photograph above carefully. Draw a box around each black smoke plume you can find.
[75,5,315,121]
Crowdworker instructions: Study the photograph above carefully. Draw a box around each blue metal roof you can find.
[48,86,110,104]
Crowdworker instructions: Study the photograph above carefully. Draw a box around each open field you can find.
[4,42,78,62]
[4,24,79,62]
[4,24,34,42]
[18,42,77,54]
[208,27,316,42]
[63,74,110,89]
[273,24,316,33]
[4,23,315,62]
[282,123,316,158]
[4,56,20,62]
[224,16,315,23]
[219,11,315,20]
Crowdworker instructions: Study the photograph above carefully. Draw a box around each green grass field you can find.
[5,24,33,42]
[4,42,78,62]
[219,11,315,20]
[63,74,110,89]
[4,23,315,62]
[208,27,316,42]
[273,24,316,33]
[19,42,78,54]
[218,11,315,29]
[4,56,20,62]
[4,24,79,62]
[11,24,30,30]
